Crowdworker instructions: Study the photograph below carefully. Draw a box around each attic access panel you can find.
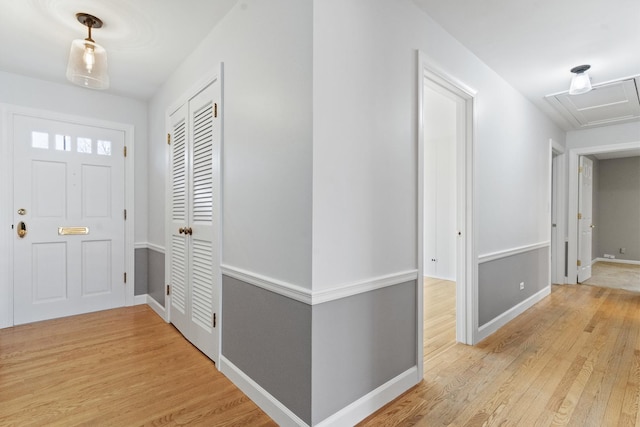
[546,77,640,129]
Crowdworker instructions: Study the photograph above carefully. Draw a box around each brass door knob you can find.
[178,227,185,234]
[17,221,27,238]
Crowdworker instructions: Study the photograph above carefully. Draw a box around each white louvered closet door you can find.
[169,104,190,337]
[167,73,221,364]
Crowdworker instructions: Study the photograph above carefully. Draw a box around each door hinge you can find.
[167,133,171,145]
[578,213,582,220]
[577,260,582,267]
[124,209,127,220]
[214,103,218,118]
[166,284,170,295]
[124,146,128,157]
[124,272,127,283]
[213,313,217,328]
[579,166,583,174]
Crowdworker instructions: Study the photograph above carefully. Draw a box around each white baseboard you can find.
[220,356,309,427]
[477,286,551,342]
[315,366,419,427]
[146,295,167,321]
[594,258,640,266]
[134,294,146,305]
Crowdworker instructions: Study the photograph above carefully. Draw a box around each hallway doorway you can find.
[417,52,476,378]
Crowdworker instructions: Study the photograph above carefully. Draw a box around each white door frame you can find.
[417,51,477,379]
[551,140,566,285]
[567,141,639,284]
[165,65,223,365]
[0,105,135,328]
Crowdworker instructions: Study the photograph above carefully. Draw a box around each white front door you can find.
[577,156,594,283]
[13,114,126,324]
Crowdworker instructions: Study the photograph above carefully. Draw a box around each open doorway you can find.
[417,52,476,377]
[567,142,640,284]
[551,142,566,285]
[422,81,460,361]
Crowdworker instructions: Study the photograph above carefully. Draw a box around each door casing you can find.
[164,66,223,366]
[0,104,135,328]
[567,141,639,284]
[417,51,477,381]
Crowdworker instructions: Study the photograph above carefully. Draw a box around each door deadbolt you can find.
[17,208,26,216]
[17,221,27,238]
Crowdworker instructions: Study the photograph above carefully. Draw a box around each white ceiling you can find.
[412,0,640,131]
[0,0,237,100]
[1,0,639,132]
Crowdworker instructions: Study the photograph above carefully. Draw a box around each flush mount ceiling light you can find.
[569,64,592,95]
[66,13,109,90]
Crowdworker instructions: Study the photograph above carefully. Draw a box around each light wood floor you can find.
[4,280,640,426]
[0,306,277,426]
[423,277,456,363]
[360,283,640,426]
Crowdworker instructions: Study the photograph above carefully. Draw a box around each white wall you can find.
[312,0,565,290]
[566,121,640,150]
[148,0,313,288]
[423,84,456,280]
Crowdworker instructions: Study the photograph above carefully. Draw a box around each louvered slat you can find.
[172,121,187,221]
[192,104,213,223]
[170,235,187,313]
[191,239,213,330]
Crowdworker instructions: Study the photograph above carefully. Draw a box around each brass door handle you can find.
[186,227,193,235]
[179,227,185,234]
[17,221,27,238]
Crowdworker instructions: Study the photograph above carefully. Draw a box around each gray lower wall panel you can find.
[134,247,165,304]
[134,248,148,296]
[311,280,417,425]
[478,246,549,326]
[222,275,312,424]
[148,249,165,306]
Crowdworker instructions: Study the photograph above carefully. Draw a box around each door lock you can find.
[17,208,27,216]
[17,221,27,238]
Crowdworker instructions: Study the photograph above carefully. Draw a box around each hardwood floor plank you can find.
[0,306,277,426]
[361,283,640,427]
[4,277,640,426]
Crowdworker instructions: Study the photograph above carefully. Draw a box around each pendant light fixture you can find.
[66,13,109,90]
[569,64,592,95]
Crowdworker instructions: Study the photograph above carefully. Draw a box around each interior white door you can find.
[577,156,594,283]
[13,114,126,324]
[167,76,221,363]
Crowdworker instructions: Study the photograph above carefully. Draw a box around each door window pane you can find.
[31,131,49,149]
[55,135,71,151]
[97,140,112,156]
[77,137,92,154]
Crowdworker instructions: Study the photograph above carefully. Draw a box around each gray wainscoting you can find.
[134,247,165,305]
[222,275,312,424]
[478,246,549,326]
[311,280,417,425]
[148,249,165,306]
[134,248,148,296]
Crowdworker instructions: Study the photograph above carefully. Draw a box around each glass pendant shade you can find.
[66,38,109,90]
